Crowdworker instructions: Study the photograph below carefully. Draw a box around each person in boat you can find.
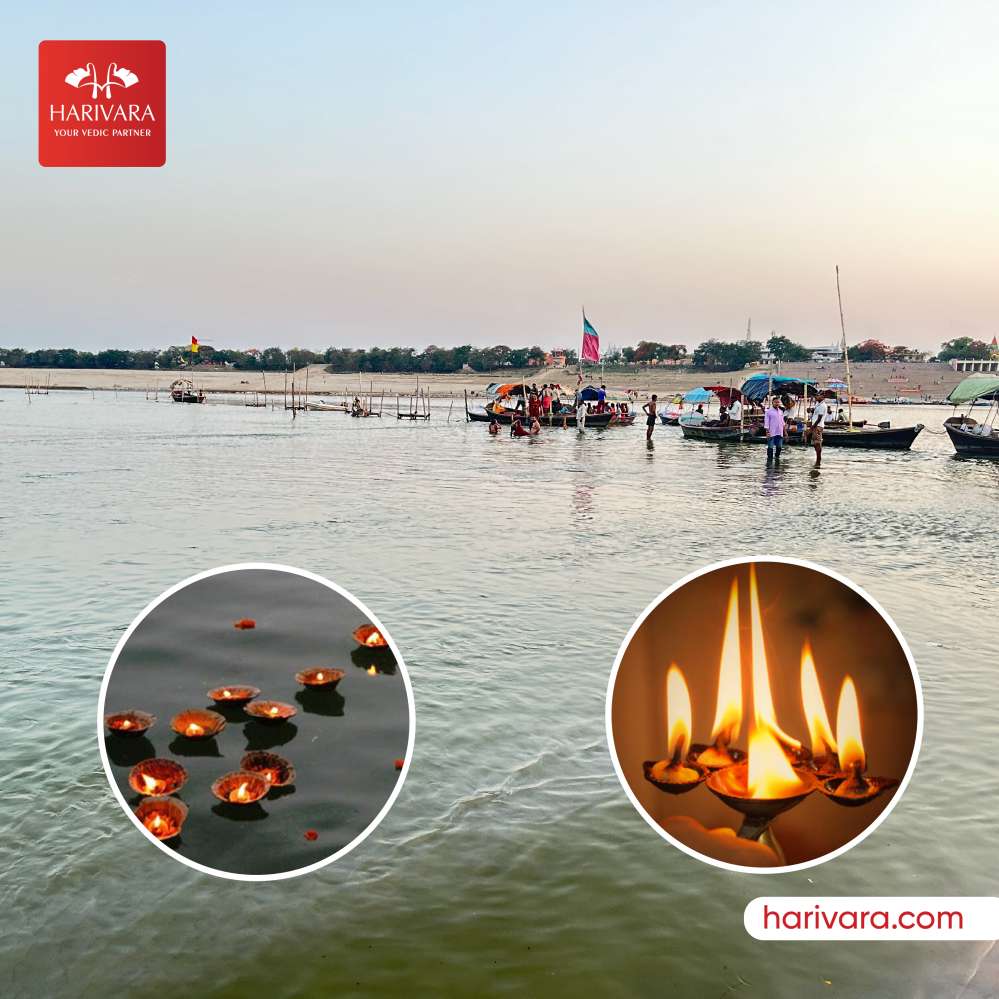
[575,393,587,429]
[764,397,784,464]
[837,407,847,424]
[695,403,704,415]
[807,394,829,467]
[717,405,730,426]
[643,394,658,441]
[729,396,743,425]
[488,420,499,435]
[351,396,366,417]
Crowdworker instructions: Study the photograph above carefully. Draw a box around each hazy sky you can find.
[3,2,997,353]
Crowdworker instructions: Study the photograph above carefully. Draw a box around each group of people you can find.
[487,383,634,437]
[763,393,836,466]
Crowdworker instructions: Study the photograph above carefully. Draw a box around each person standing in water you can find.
[809,393,829,466]
[643,394,658,441]
[764,396,784,463]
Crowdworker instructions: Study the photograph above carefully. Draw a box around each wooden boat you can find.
[944,376,999,455]
[305,401,349,412]
[170,378,204,404]
[679,420,754,442]
[742,422,924,450]
[467,405,614,428]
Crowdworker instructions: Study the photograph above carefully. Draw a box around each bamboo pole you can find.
[836,265,855,432]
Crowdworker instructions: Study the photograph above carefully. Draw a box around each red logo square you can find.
[38,40,166,167]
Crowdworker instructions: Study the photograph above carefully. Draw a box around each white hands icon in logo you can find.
[65,63,139,99]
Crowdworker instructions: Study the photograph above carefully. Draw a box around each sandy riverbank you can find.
[1,360,967,402]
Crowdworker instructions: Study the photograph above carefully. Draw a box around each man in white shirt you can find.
[729,397,743,424]
[809,395,829,467]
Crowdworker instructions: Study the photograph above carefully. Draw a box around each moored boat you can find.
[944,376,999,455]
[170,378,205,403]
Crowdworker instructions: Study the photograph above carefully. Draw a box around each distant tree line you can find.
[1,335,990,372]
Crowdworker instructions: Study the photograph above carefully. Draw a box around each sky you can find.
[2,1,998,354]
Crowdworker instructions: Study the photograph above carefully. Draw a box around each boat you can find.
[467,404,614,428]
[305,400,349,412]
[170,378,205,404]
[741,422,925,450]
[577,384,636,425]
[676,386,754,441]
[943,376,999,456]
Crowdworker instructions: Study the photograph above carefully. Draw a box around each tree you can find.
[260,347,287,370]
[848,339,889,362]
[691,339,761,369]
[766,335,810,362]
[937,337,991,361]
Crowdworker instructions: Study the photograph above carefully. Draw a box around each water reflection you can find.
[294,689,346,718]
[211,801,269,822]
[168,735,223,758]
[350,647,397,675]
[243,720,299,749]
[106,734,156,767]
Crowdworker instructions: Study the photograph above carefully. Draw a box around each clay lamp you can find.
[642,666,707,795]
[295,667,345,690]
[207,684,260,706]
[820,677,899,806]
[171,708,227,739]
[352,624,388,649]
[211,770,270,805]
[688,580,746,771]
[240,751,296,787]
[105,709,156,737]
[135,796,188,841]
[128,758,188,797]
[706,727,817,840]
[245,700,297,724]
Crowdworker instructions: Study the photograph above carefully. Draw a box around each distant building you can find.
[545,348,569,367]
[950,337,999,371]
[810,345,844,363]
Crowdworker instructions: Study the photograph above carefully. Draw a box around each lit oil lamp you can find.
[820,676,899,806]
[688,580,746,770]
[211,770,269,805]
[352,623,387,648]
[800,642,839,776]
[233,618,256,630]
[643,666,708,794]
[128,758,188,797]
[170,708,227,739]
[134,795,189,841]
[706,726,818,841]
[244,700,297,724]
[240,751,296,787]
[105,709,156,737]
[295,667,345,690]
[207,684,261,706]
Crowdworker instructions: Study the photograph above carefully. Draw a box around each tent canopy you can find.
[578,384,631,403]
[947,375,999,405]
[740,373,818,402]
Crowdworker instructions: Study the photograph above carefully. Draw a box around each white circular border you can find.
[604,555,924,875]
[97,562,417,883]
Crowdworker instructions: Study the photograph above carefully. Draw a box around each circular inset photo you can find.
[606,557,921,873]
[98,564,414,881]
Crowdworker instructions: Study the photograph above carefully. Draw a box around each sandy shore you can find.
[2,360,968,402]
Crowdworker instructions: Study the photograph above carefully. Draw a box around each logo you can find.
[39,40,166,167]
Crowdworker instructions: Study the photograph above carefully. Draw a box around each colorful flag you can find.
[581,315,600,363]
[190,336,199,354]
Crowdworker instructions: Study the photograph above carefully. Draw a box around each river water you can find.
[1,389,997,998]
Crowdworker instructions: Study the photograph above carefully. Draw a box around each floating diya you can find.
[240,751,296,787]
[233,618,256,630]
[643,666,708,794]
[244,700,297,724]
[819,676,899,806]
[128,758,188,797]
[105,709,156,737]
[171,708,227,739]
[295,667,345,690]
[352,623,387,649]
[211,770,269,805]
[134,796,189,841]
[207,684,261,706]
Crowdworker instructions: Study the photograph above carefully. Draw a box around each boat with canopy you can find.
[943,375,999,455]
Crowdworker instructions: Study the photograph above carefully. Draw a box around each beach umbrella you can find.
[682,387,711,403]
[825,378,848,390]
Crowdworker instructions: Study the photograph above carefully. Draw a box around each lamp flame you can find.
[747,726,808,798]
[367,666,377,676]
[749,565,800,749]
[186,722,204,737]
[121,719,132,729]
[222,689,231,698]
[666,665,693,763]
[268,706,278,716]
[148,813,165,833]
[709,579,742,745]
[365,630,383,647]
[800,642,837,757]
[836,676,865,772]
[230,781,251,803]
[141,774,161,794]
[316,672,324,681]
